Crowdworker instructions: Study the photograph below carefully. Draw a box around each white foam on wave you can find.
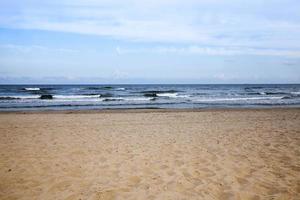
[291,92,300,95]
[157,93,190,98]
[102,97,124,101]
[115,87,126,91]
[157,93,178,98]
[1,95,40,99]
[125,97,153,101]
[54,95,100,99]
[193,96,283,102]
[24,87,40,91]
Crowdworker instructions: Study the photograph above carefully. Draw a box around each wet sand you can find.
[0,108,300,199]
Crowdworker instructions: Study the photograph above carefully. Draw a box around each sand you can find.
[0,108,299,200]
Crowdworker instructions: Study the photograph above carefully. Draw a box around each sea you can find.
[0,84,300,111]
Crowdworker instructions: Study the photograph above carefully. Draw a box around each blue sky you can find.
[0,0,300,84]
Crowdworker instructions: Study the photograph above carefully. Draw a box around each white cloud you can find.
[1,0,300,48]
[1,0,300,58]
[115,45,300,57]
[0,44,78,53]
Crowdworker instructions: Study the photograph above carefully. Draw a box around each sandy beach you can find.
[0,108,299,199]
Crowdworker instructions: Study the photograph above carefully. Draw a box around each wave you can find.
[0,101,181,109]
[144,93,157,97]
[281,96,292,100]
[99,93,114,97]
[244,92,263,95]
[0,95,40,100]
[141,90,178,94]
[140,90,188,99]
[101,97,153,102]
[23,87,40,91]
[192,92,209,96]
[102,97,124,102]
[85,87,102,90]
[192,96,283,102]
[84,86,126,91]
[265,92,289,95]
[1,94,101,100]
[242,91,291,96]
[156,93,190,98]
[157,93,178,98]
[22,87,54,95]
[101,86,114,90]
[126,97,154,101]
[281,95,300,99]
[291,92,300,95]
[84,86,114,90]
[54,95,100,99]
[0,96,20,100]
[244,86,263,90]
[0,95,155,101]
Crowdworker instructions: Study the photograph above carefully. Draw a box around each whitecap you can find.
[192,96,283,102]
[24,87,40,91]
[115,87,126,91]
[156,93,189,98]
[54,95,100,99]
[291,91,300,95]
[125,97,153,101]
[157,93,178,98]
[1,95,40,99]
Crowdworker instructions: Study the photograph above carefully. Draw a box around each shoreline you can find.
[0,106,300,114]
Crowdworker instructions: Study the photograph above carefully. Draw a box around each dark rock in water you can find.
[144,93,157,97]
[0,97,20,100]
[40,94,53,99]
[101,86,114,90]
[246,92,262,95]
[244,86,263,90]
[282,96,292,99]
[141,90,178,94]
[83,93,98,96]
[85,86,114,90]
[100,93,114,97]
[41,87,53,90]
[103,98,123,102]
[265,92,288,95]
[86,87,101,90]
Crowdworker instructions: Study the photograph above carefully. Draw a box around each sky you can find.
[0,0,300,84]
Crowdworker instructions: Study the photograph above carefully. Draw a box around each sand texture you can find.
[0,108,300,199]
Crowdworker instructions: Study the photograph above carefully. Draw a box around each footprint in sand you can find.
[236,177,249,186]
[128,176,141,187]
[199,168,216,178]
[174,160,184,167]
[94,190,116,200]
[99,157,107,162]
[182,170,203,186]
[160,164,169,170]
[48,180,72,192]
[167,170,176,176]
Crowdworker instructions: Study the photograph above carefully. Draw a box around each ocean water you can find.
[0,84,300,111]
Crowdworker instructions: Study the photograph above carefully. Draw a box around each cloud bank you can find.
[1,0,300,57]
